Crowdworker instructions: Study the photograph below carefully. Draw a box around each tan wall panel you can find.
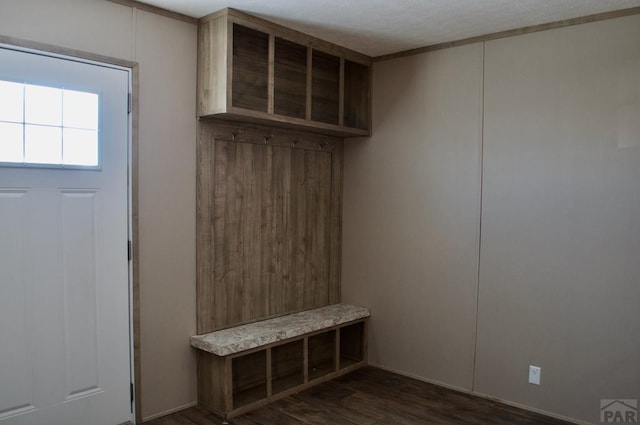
[342,43,483,390]
[135,9,197,421]
[0,0,134,61]
[477,15,640,424]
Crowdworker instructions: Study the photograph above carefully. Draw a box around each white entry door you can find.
[0,47,132,425]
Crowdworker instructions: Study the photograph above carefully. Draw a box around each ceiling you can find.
[138,0,640,56]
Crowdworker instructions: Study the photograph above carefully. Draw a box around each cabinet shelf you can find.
[197,8,372,137]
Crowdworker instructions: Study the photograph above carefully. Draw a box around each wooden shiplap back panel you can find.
[213,141,269,327]
[197,120,342,333]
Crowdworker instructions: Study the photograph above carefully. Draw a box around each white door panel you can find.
[0,48,131,425]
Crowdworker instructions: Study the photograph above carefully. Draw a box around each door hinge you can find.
[128,240,132,262]
[130,382,134,406]
[127,93,132,114]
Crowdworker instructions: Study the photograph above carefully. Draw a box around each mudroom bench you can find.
[191,303,370,419]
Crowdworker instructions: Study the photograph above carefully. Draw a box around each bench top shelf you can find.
[191,303,370,356]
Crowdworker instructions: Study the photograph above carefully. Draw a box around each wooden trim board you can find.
[0,35,136,68]
[107,1,639,65]
[107,0,197,24]
[375,6,640,62]
[130,65,141,425]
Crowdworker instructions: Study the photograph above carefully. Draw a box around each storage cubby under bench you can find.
[191,303,370,419]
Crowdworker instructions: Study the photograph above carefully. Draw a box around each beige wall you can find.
[0,0,198,420]
[343,13,640,425]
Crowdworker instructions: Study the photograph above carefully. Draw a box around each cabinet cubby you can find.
[274,37,307,119]
[311,50,340,125]
[339,321,366,368]
[308,330,337,381]
[231,24,269,112]
[232,350,267,409]
[271,339,304,395]
[343,60,370,130]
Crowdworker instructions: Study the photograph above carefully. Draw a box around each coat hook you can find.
[319,141,328,150]
[231,130,241,141]
[264,134,273,144]
[291,138,301,148]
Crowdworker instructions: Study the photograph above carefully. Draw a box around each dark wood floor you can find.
[146,367,571,425]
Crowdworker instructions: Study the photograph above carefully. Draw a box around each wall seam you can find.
[470,41,485,393]
[131,7,137,61]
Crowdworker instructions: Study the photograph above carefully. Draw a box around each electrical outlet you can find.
[529,365,541,385]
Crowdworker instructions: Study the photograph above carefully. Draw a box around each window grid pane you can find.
[63,128,98,166]
[25,125,62,164]
[63,90,99,130]
[25,85,62,126]
[0,81,24,123]
[0,122,24,162]
[0,80,100,167]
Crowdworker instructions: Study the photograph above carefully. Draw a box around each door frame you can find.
[0,35,142,424]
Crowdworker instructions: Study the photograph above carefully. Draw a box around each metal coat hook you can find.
[319,141,328,150]
[291,138,301,148]
[264,134,273,144]
[231,130,241,141]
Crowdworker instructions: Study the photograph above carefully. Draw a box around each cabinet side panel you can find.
[197,351,227,413]
[196,123,216,333]
[198,16,227,116]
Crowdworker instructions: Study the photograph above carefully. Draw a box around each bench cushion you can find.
[191,303,370,356]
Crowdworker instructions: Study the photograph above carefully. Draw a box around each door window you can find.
[0,80,99,167]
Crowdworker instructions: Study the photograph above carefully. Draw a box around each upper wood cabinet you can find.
[197,9,372,137]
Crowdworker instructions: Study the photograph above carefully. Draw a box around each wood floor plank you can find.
[144,367,572,425]
[278,395,362,425]
[177,407,222,425]
[242,405,306,425]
